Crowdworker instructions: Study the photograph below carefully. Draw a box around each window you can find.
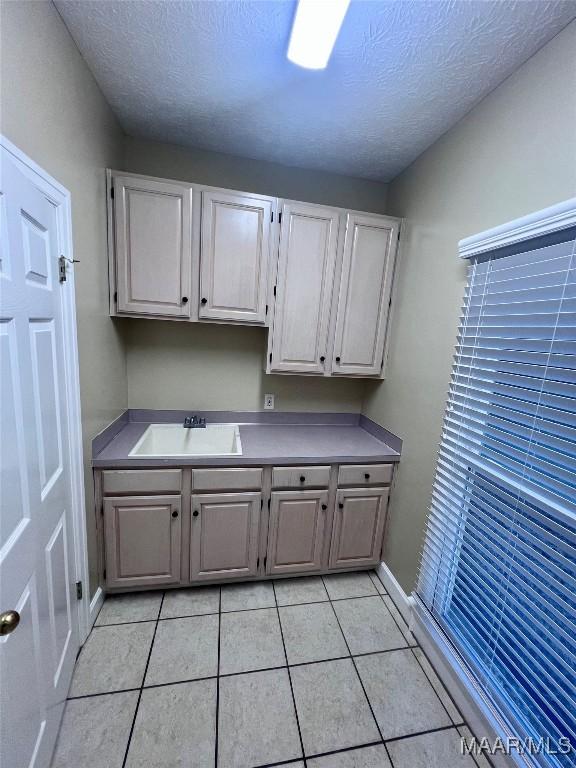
[417,205,576,768]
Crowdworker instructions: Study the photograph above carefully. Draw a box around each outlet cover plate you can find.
[264,394,275,410]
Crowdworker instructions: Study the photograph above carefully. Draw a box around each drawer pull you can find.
[299,475,306,482]
[193,510,199,517]
[364,473,370,480]
[171,510,179,518]
[338,502,344,509]
[321,504,327,510]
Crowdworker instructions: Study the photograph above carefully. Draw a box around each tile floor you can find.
[51,571,490,768]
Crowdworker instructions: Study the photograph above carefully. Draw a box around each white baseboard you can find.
[88,586,104,630]
[375,561,414,626]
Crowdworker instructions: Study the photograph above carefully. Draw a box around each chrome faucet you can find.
[183,415,207,429]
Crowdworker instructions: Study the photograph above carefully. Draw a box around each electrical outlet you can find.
[264,394,275,410]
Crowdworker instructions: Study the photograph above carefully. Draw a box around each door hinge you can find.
[265,304,268,315]
[257,557,260,569]
[279,212,282,224]
[268,497,271,509]
[269,353,272,363]
[59,256,67,283]
[271,211,274,223]
[103,568,106,580]
[114,291,118,303]
[273,285,277,297]
[59,255,80,284]
[260,498,263,509]
[110,185,115,199]
[263,555,267,570]
[76,581,83,600]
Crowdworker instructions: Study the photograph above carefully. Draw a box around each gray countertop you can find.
[92,410,402,468]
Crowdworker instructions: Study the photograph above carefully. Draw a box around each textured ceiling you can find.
[55,0,576,181]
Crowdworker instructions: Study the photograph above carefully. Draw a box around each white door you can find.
[1,146,80,768]
[199,189,274,324]
[113,174,193,317]
[331,213,399,377]
[269,201,340,374]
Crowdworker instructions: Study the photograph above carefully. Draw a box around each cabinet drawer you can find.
[337,464,393,486]
[272,466,330,489]
[192,468,262,492]
[102,469,182,495]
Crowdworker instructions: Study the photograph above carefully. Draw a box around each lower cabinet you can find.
[267,490,328,575]
[190,492,261,581]
[329,487,389,569]
[99,464,395,589]
[103,495,182,588]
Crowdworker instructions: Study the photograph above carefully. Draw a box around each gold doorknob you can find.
[0,610,20,636]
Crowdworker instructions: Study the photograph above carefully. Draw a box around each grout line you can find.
[95,592,388,629]
[289,740,384,764]
[384,723,458,744]
[321,575,394,766]
[121,591,165,768]
[93,617,170,628]
[66,643,425,703]
[215,586,222,768]
[67,686,142,701]
[272,580,307,768]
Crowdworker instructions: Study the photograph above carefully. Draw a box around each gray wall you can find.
[0,0,128,597]
[363,21,576,593]
[121,137,388,414]
[124,137,389,213]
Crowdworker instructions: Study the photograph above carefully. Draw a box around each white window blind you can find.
[417,213,576,767]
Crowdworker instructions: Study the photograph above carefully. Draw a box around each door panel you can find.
[332,213,399,377]
[190,492,261,581]
[267,490,328,575]
[114,175,192,317]
[1,146,79,768]
[200,190,273,323]
[270,202,339,374]
[104,496,182,588]
[330,487,389,569]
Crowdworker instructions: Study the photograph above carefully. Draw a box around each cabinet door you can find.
[113,174,192,317]
[199,190,274,324]
[104,495,182,588]
[329,487,389,569]
[190,492,261,581]
[269,202,340,374]
[267,490,328,575]
[332,213,399,377]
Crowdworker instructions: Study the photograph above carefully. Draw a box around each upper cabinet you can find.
[107,170,401,378]
[331,213,399,377]
[269,202,340,375]
[199,190,274,324]
[112,174,193,317]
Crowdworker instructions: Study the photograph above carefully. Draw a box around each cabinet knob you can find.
[172,510,179,518]
[338,502,344,509]
[299,475,306,483]
[364,473,370,480]
[320,356,325,362]
[321,504,327,511]
[193,510,199,517]
[201,298,207,305]
[335,356,341,363]
[182,296,188,304]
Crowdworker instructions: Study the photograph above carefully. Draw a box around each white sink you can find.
[129,423,242,457]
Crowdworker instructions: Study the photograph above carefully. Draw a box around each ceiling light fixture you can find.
[287,0,351,70]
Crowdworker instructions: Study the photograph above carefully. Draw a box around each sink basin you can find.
[129,424,242,457]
